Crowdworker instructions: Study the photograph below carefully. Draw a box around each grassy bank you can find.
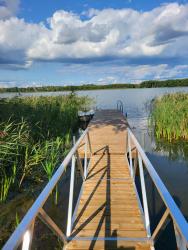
[150,93,188,141]
[0,93,91,245]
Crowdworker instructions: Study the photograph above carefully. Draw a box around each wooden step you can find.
[66,240,151,250]
[74,223,146,231]
[74,229,147,238]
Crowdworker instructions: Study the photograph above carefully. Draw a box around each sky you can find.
[0,0,188,87]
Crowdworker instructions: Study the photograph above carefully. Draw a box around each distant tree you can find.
[1,78,188,93]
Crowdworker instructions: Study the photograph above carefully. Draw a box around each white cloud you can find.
[0,80,17,87]
[0,17,48,67]
[0,2,188,76]
[121,64,188,81]
[1,63,188,87]
[58,63,188,85]
[26,3,188,62]
[0,0,20,19]
[96,76,118,85]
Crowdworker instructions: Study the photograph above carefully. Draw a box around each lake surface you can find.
[1,87,188,249]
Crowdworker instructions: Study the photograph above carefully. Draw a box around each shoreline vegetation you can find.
[0,93,91,246]
[1,78,188,93]
[150,93,188,141]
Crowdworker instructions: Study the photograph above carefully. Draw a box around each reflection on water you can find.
[1,87,188,249]
[147,153,188,221]
[154,139,188,161]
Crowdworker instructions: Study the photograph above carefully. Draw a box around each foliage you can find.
[140,78,188,88]
[0,94,91,203]
[150,93,188,141]
[0,78,188,93]
[0,93,91,138]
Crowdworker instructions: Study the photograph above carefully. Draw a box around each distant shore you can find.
[1,78,188,93]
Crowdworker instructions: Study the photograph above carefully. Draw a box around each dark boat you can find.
[78,110,95,129]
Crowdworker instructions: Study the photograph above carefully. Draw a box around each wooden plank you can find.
[66,241,151,250]
[66,110,151,250]
[75,230,147,238]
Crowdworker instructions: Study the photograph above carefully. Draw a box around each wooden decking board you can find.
[66,110,151,250]
[67,238,151,250]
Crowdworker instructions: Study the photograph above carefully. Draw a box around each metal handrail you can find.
[3,120,188,249]
[127,128,188,249]
[3,128,91,250]
[117,100,124,114]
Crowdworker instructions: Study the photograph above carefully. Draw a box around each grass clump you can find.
[150,93,188,141]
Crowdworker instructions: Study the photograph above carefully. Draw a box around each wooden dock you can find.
[4,109,188,250]
[67,110,152,250]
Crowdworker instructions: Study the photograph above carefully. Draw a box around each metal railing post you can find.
[128,131,133,177]
[22,219,35,250]
[84,135,88,179]
[87,132,92,156]
[173,222,187,250]
[117,100,124,114]
[133,151,138,180]
[138,153,151,237]
[75,151,85,181]
[66,154,76,237]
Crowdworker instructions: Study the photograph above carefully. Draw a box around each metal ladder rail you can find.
[117,100,128,117]
[117,100,124,114]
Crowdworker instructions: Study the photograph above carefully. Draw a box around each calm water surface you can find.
[1,87,188,249]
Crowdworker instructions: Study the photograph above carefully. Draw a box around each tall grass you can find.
[0,93,91,139]
[150,93,188,141]
[0,93,92,203]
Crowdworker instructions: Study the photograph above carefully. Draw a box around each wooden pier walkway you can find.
[4,109,188,250]
[67,110,152,250]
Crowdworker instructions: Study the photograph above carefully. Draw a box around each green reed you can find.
[150,93,188,141]
[0,175,12,203]
[0,93,92,203]
[15,212,20,229]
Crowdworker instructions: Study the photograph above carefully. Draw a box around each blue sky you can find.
[0,0,188,87]
[19,0,187,22]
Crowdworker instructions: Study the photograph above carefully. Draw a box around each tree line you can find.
[0,78,188,93]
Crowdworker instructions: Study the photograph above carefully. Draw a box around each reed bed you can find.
[150,93,188,141]
[0,93,92,246]
[0,93,91,204]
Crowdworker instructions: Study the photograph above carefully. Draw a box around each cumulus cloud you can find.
[0,17,48,68]
[0,3,188,73]
[0,0,20,19]
[30,3,188,61]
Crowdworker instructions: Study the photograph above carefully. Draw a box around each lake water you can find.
[1,87,188,249]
